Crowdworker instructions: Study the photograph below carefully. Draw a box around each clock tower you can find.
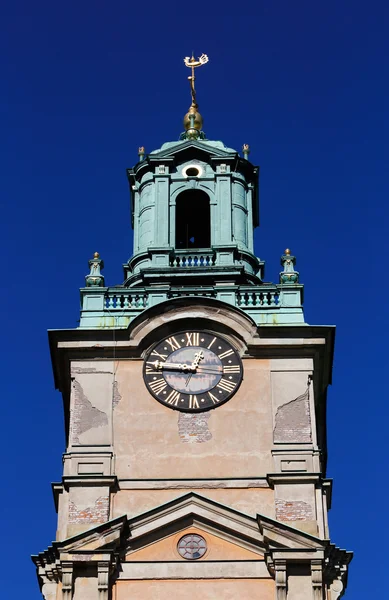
[33,55,352,599]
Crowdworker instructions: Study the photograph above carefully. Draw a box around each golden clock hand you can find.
[186,351,205,386]
[196,366,223,374]
[154,360,195,372]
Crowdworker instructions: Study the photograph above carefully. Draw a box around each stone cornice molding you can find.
[62,475,118,490]
[32,515,128,592]
[33,492,352,595]
[267,473,322,487]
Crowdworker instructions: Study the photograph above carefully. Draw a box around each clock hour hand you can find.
[190,350,204,371]
[186,351,205,386]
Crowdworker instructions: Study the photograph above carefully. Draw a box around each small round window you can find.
[186,167,200,177]
[182,164,203,178]
[177,534,207,560]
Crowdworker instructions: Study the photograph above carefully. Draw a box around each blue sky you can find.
[1,0,387,596]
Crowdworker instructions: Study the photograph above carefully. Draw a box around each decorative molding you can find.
[274,560,287,600]
[62,475,118,490]
[267,473,321,487]
[118,477,269,490]
[61,562,73,599]
[312,559,323,600]
[33,493,352,597]
[98,561,110,600]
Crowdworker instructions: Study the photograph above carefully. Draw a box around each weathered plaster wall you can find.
[114,579,274,600]
[69,362,114,447]
[67,485,109,537]
[62,354,321,538]
[113,358,273,480]
[271,369,312,444]
[275,482,317,535]
[113,487,275,521]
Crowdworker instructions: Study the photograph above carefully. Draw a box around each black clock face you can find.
[143,331,243,412]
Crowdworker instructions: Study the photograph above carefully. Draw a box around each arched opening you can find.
[175,190,211,249]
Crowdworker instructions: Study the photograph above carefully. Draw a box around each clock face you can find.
[143,331,243,412]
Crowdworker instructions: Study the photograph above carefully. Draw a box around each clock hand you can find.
[190,350,204,370]
[196,366,223,374]
[153,360,195,372]
[186,351,205,386]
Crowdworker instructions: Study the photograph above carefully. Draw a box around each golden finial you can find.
[94,252,100,258]
[183,53,209,137]
[184,53,209,107]
[284,248,291,255]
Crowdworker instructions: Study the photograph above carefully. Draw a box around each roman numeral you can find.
[189,395,199,409]
[217,378,236,393]
[166,390,180,406]
[145,365,160,374]
[223,365,240,373]
[208,336,217,349]
[208,392,220,404]
[166,337,181,351]
[186,332,200,346]
[218,349,234,360]
[149,378,167,395]
[151,350,167,361]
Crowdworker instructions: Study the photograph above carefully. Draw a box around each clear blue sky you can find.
[1,0,387,596]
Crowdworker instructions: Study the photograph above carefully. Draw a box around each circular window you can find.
[177,534,207,560]
[186,167,200,177]
[182,164,203,178]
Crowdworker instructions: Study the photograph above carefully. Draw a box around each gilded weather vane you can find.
[184,53,209,107]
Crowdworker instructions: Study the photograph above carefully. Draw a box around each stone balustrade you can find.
[105,292,148,310]
[170,251,216,268]
[237,289,280,307]
[79,283,304,328]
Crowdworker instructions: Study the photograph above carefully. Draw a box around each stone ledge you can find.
[267,473,322,487]
[118,478,269,490]
[62,475,118,490]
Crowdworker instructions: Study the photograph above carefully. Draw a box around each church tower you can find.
[33,55,352,599]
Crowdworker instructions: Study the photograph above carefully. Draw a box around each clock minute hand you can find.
[154,360,195,372]
[196,366,223,374]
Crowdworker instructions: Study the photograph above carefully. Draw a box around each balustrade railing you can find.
[167,290,217,299]
[170,250,216,268]
[103,287,281,312]
[105,292,148,310]
[236,289,280,307]
[81,283,301,328]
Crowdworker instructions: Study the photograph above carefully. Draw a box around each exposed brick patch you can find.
[276,499,314,521]
[178,412,212,443]
[70,380,108,444]
[112,380,121,409]
[68,496,109,524]
[274,390,312,443]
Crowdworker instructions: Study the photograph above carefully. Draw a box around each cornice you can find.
[62,475,118,490]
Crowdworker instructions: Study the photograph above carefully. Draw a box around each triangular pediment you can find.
[149,139,237,161]
[34,492,351,590]
[58,514,128,552]
[126,524,264,562]
[125,492,327,554]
